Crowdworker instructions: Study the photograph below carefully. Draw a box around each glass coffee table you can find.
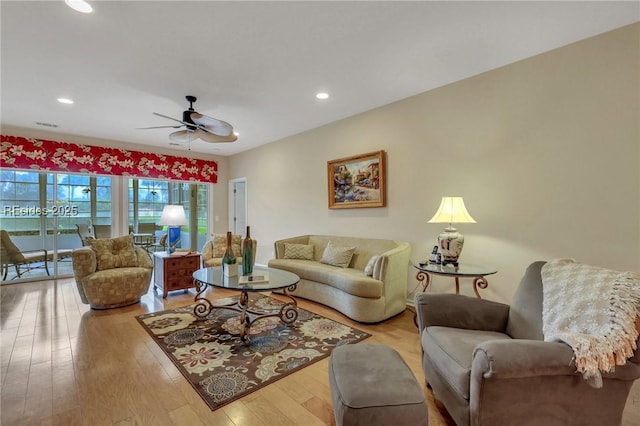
[192,265,300,342]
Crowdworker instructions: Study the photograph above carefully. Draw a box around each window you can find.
[129,179,168,230]
[128,178,209,251]
[47,173,90,233]
[0,170,41,234]
[94,176,112,225]
[1,170,212,282]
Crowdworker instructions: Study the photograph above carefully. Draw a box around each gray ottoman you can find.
[329,343,428,426]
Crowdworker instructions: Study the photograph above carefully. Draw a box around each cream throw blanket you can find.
[541,259,640,388]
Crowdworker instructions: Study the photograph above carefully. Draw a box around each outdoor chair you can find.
[76,223,94,246]
[92,224,111,239]
[0,229,49,280]
[134,223,158,250]
[137,223,157,234]
[148,233,168,252]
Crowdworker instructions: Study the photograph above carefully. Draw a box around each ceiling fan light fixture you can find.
[169,130,191,144]
[316,92,330,100]
[65,0,93,13]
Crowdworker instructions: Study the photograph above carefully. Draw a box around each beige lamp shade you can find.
[158,205,187,226]
[428,197,476,225]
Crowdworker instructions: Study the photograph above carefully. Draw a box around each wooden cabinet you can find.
[153,252,201,298]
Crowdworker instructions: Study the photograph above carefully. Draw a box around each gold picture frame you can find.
[327,150,386,209]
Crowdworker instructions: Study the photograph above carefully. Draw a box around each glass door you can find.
[44,173,89,278]
[0,170,113,283]
[0,170,45,282]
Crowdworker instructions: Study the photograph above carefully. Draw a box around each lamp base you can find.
[437,226,464,267]
[166,226,181,254]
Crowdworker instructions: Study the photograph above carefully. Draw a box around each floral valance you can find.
[0,135,218,183]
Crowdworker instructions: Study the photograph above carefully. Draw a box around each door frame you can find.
[228,177,248,236]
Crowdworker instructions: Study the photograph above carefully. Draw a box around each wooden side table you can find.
[412,262,497,299]
[153,252,201,298]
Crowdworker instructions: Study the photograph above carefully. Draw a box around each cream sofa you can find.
[268,235,411,323]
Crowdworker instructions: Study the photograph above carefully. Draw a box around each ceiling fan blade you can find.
[195,129,237,143]
[190,113,234,136]
[153,112,194,128]
[137,125,182,130]
[169,130,193,143]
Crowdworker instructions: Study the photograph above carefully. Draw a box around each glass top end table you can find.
[412,262,498,299]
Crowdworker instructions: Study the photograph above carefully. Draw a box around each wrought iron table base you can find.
[416,271,490,299]
[193,281,299,342]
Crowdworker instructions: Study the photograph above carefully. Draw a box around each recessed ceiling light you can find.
[65,0,93,13]
[316,92,330,100]
[57,98,74,104]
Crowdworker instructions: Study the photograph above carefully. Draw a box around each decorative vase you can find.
[437,226,464,267]
[222,231,238,277]
[242,226,254,275]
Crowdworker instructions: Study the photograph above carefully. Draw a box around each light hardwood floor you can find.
[1,278,639,426]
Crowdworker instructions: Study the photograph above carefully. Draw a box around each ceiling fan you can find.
[140,95,237,144]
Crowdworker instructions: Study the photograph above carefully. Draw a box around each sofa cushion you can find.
[284,243,314,260]
[89,235,138,271]
[423,326,511,400]
[320,241,356,268]
[364,255,379,276]
[268,259,383,298]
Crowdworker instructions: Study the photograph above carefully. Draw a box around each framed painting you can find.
[327,150,386,209]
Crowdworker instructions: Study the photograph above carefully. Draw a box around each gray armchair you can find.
[415,261,640,426]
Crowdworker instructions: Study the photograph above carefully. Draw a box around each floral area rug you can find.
[136,294,371,411]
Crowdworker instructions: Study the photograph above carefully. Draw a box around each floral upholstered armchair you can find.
[72,235,153,309]
[202,234,256,267]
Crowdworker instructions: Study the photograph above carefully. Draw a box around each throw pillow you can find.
[89,235,138,271]
[320,241,356,268]
[284,243,314,260]
[364,255,379,276]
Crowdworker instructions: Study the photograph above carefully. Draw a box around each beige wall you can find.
[228,23,640,303]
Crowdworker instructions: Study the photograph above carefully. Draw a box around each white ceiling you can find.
[2,1,638,157]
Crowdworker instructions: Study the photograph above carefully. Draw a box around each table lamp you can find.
[428,197,476,266]
[158,205,187,253]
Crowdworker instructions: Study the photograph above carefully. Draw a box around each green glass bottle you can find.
[221,231,236,265]
[242,226,253,275]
